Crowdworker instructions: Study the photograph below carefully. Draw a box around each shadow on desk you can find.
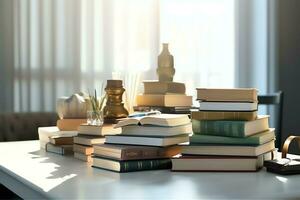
[0,184,21,200]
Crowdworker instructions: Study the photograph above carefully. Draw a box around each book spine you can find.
[192,119,246,137]
[119,159,171,172]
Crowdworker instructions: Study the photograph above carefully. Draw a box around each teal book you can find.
[92,157,171,173]
[192,115,269,137]
[190,128,275,145]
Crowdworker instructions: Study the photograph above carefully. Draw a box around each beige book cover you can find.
[136,94,192,107]
[196,88,258,102]
[57,119,86,131]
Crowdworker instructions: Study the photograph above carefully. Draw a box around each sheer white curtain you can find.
[0,0,236,112]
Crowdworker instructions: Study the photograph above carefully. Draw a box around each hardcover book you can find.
[74,152,92,162]
[73,135,105,146]
[93,144,181,160]
[190,128,275,146]
[192,115,269,137]
[191,111,257,121]
[105,134,189,147]
[78,124,121,136]
[45,143,73,155]
[181,140,275,156]
[57,119,87,131]
[143,81,186,94]
[115,114,190,128]
[136,94,192,107]
[120,123,192,137]
[92,157,172,172]
[171,152,272,172]
[199,101,258,111]
[73,144,94,155]
[196,88,258,102]
[49,135,74,145]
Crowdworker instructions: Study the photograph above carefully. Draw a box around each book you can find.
[190,128,275,146]
[120,123,192,137]
[133,106,192,114]
[93,144,182,161]
[57,119,87,131]
[73,135,105,146]
[199,101,258,111]
[45,143,73,155]
[196,88,258,102]
[49,135,74,145]
[143,81,186,94]
[105,134,189,147]
[74,152,92,162]
[92,157,172,172]
[38,127,77,149]
[181,140,275,156]
[73,144,94,155]
[78,124,121,136]
[136,94,193,107]
[114,114,190,128]
[171,153,273,172]
[191,111,257,121]
[192,115,269,137]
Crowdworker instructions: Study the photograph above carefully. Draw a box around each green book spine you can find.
[119,159,171,172]
[192,119,246,137]
[190,135,259,145]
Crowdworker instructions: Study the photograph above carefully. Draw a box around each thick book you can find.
[192,115,269,137]
[196,88,258,102]
[120,123,192,137]
[78,124,121,136]
[57,119,87,131]
[73,135,105,146]
[73,144,94,155]
[115,114,190,128]
[105,134,189,147]
[199,101,258,111]
[49,135,74,145]
[191,111,257,121]
[74,152,92,162]
[136,94,193,107]
[190,128,275,146]
[92,157,172,172]
[38,127,77,149]
[45,143,73,155]
[143,81,186,94]
[171,152,272,172]
[93,144,181,161]
[181,140,275,156]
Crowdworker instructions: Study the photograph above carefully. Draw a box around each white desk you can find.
[1,141,300,199]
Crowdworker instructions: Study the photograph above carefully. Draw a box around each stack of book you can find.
[92,114,191,172]
[172,88,276,172]
[46,135,75,155]
[73,124,121,162]
[135,81,193,114]
[38,127,77,151]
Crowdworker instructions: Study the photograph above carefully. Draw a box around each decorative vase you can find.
[56,93,91,119]
[103,80,129,123]
[156,43,175,82]
[87,110,104,126]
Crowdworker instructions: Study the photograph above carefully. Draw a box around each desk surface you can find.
[1,141,300,199]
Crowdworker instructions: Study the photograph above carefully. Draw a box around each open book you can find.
[114,114,190,128]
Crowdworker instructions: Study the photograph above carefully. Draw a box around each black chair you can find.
[258,91,283,150]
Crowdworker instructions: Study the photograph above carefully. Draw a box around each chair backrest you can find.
[0,112,58,142]
[258,91,283,150]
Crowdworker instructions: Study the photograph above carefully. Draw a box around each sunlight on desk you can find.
[0,141,77,192]
[276,176,288,183]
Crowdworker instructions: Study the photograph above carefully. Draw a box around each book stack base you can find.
[172,88,276,172]
[92,114,191,172]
